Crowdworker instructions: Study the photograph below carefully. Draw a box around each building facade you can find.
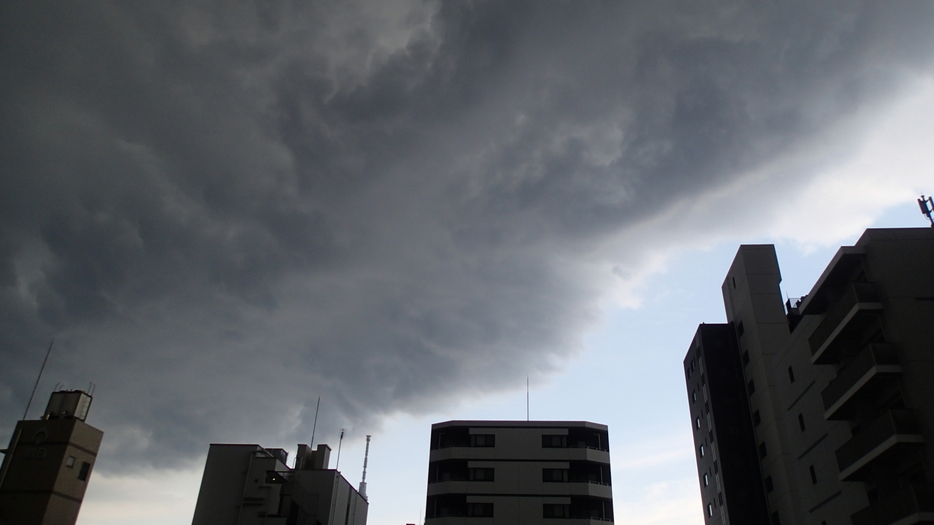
[685,228,934,525]
[191,442,367,525]
[425,420,613,524]
[0,390,104,525]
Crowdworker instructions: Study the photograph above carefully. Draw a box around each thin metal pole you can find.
[335,429,345,470]
[526,376,530,421]
[24,340,54,420]
[310,396,321,447]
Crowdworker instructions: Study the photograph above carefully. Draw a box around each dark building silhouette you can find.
[425,420,613,524]
[191,442,367,525]
[685,228,934,525]
[0,390,104,525]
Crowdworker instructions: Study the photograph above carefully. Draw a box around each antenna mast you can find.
[24,340,54,420]
[919,195,934,227]
[309,396,321,446]
[335,428,345,470]
[359,435,371,499]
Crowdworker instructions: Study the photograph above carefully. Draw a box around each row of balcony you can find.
[809,282,882,364]
[821,343,901,420]
[850,483,934,525]
[836,409,924,482]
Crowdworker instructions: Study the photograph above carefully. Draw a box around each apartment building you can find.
[425,420,613,524]
[685,228,934,525]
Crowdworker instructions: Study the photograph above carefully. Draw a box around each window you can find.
[759,442,768,458]
[718,492,723,505]
[732,277,736,289]
[66,456,76,468]
[543,504,570,518]
[692,390,697,403]
[699,444,705,458]
[469,468,494,481]
[467,502,493,517]
[787,366,795,383]
[703,473,709,486]
[747,379,756,395]
[798,414,806,431]
[470,434,495,447]
[765,476,773,492]
[542,435,567,448]
[696,417,701,429]
[771,511,781,525]
[736,321,745,337]
[542,469,569,482]
[809,465,818,484]
[753,410,761,427]
[78,462,91,481]
[713,461,718,474]
[742,351,750,366]
[708,503,714,516]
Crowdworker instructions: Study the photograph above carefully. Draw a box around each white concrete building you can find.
[425,420,613,524]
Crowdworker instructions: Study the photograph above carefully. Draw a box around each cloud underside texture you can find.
[1,0,932,468]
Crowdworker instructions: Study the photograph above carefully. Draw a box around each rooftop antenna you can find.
[919,195,934,227]
[526,376,530,421]
[309,396,321,447]
[23,340,54,420]
[359,435,371,500]
[335,428,345,471]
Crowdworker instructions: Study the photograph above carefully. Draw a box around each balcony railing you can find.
[850,483,934,525]
[809,282,881,364]
[836,409,924,481]
[822,344,901,420]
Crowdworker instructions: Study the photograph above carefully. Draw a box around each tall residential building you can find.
[685,228,934,525]
[191,442,368,525]
[0,390,104,525]
[425,420,613,524]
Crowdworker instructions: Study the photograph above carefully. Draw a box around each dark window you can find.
[747,379,756,395]
[759,442,768,458]
[692,390,697,403]
[753,410,761,427]
[765,476,773,492]
[736,321,745,337]
[542,435,567,448]
[732,277,736,289]
[542,469,569,482]
[771,511,780,525]
[709,430,714,443]
[714,461,718,474]
[543,504,570,519]
[470,434,495,447]
[467,502,493,517]
[809,465,818,484]
[469,468,494,481]
[798,414,806,431]
[718,492,723,505]
[788,366,795,383]
[78,461,91,481]
[742,351,750,366]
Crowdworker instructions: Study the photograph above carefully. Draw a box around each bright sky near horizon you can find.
[2,1,934,524]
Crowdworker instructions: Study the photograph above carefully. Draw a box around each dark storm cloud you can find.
[2,0,933,468]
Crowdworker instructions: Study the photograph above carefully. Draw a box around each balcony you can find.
[850,483,934,525]
[809,282,882,364]
[836,409,924,481]
[822,344,901,420]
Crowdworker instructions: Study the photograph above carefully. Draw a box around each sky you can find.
[1,1,934,524]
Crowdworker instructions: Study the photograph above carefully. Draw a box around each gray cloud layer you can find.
[2,0,933,469]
